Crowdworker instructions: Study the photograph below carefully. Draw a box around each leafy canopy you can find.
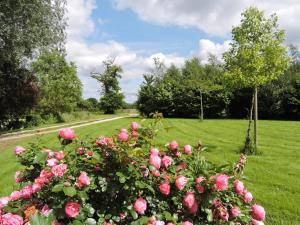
[223,7,290,88]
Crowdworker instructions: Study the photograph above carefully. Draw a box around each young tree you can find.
[0,0,66,123]
[223,7,290,153]
[31,51,82,116]
[91,60,124,114]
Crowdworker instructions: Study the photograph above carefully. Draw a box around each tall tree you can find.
[31,51,82,116]
[91,60,124,114]
[0,0,66,123]
[223,7,290,153]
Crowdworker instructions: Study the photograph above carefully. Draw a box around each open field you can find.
[0,118,299,224]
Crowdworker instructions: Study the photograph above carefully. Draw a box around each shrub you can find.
[0,122,265,225]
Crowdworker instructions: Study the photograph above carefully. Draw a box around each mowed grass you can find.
[0,118,299,225]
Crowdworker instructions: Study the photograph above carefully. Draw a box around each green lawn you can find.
[0,118,299,225]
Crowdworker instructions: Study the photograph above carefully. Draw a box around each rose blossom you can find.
[41,204,51,216]
[230,206,240,218]
[182,221,193,225]
[59,128,76,140]
[168,140,178,151]
[76,171,90,188]
[149,154,161,169]
[159,181,170,195]
[14,171,23,183]
[155,221,165,225]
[133,197,147,215]
[47,158,58,167]
[243,191,253,203]
[166,223,174,225]
[215,174,229,191]
[219,207,229,221]
[188,201,198,214]
[21,185,33,199]
[0,197,10,208]
[32,183,42,193]
[14,146,25,155]
[120,128,127,133]
[0,213,23,225]
[161,155,173,168]
[234,180,244,195]
[150,148,160,155]
[175,176,188,190]
[183,145,192,155]
[183,191,196,209]
[195,176,205,193]
[131,122,139,131]
[118,131,129,142]
[65,202,81,218]
[10,191,21,201]
[51,164,67,177]
[251,205,266,221]
[55,151,65,160]
[152,170,160,177]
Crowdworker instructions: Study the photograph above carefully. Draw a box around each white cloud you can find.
[198,39,231,64]
[114,0,300,44]
[65,0,188,102]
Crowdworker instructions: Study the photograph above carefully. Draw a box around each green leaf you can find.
[33,152,48,164]
[129,210,138,220]
[63,186,77,197]
[52,184,64,193]
[29,213,53,225]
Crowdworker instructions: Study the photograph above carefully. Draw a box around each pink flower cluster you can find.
[59,128,76,140]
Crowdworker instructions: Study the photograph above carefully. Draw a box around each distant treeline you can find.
[137,50,300,120]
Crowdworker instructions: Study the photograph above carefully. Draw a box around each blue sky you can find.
[65,0,300,103]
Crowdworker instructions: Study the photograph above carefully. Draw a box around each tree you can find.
[223,7,290,153]
[0,0,66,123]
[31,51,82,116]
[91,60,124,114]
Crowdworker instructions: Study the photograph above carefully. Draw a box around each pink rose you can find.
[175,176,188,190]
[161,156,173,168]
[0,197,10,208]
[150,148,160,155]
[32,183,42,193]
[183,191,196,209]
[47,158,58,167]
[183,145,192,155]
[43,149,55,158]
[51,164,67,177]
[159,181,170,195]
[215,174,229,191]
[21,185,33,199]
[118,131,129,142]
[251,205,265,221]
[168,140,178,151]
[152,170,160,177]
[149,154,161,169]
[41,204,51,216]
[14,146,25,155]
[131,122,139,131]
[213,198,222,208]
[76,171,90,188]
[133,197,147,215]
[132,131,138,138]
[182,221,193,225]
[10,191,21,201]
[188,202,198,214]
[230,206,240,218]
[59,128,76,140]
[234,180,244,195]
[14,171,23,183]
[0,213,23,225]
[55,151,65,160]
[219,207,229,221]
[120,128,128,133]
[175,151,181,157]
[65,202,81,218]
[166,223,174,225]
[155,221,165,225]
[243,191,253,203]
[195,176,205,193]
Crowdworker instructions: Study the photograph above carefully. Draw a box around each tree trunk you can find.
[200,91,204,120]
[254,87,258,150]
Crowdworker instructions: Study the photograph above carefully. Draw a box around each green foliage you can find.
[223,7,290,88]
[0,0,66,123]
[92,60,124,114]
[31,51,83,115]
[137,58,230,118]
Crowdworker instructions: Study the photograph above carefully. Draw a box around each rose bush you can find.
[0,121,266,225]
